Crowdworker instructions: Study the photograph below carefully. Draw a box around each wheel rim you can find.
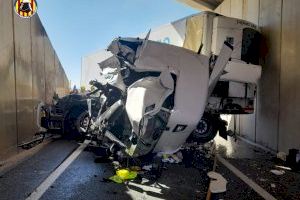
[193,118,212,138]
[197,120,208,134]
[76,112,90,133]
[80,116,90,131]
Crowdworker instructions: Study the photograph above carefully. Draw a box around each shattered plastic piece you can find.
[207,171,227,193]
[270,169,285,176]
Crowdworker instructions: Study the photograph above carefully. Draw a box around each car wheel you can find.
[64,107,87,140]
[76,111,90,134]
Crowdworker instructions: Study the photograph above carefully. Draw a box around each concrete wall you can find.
[0,0,69,160]
[215,0,300,153]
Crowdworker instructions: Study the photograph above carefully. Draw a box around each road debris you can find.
[277,152,287,161]
[161,153,183,164]
[207,171,227,193]
[270,169,285,176]
[275,165,292,171]
[142,165,152,171]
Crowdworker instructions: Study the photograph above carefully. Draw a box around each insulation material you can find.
[183,14,204,52]
[183,12,217,56]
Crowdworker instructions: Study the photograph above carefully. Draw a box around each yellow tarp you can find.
[183,15,204,53]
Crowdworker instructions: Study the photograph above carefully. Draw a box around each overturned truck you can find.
[39,12,262,158]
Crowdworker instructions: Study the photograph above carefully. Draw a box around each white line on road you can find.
[217,155,277,200]
[26,140,90,200]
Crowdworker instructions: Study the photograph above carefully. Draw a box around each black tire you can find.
[64,107,88,140]
[188,113,218,143]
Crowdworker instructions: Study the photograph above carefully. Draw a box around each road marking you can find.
[26,140,90,200]
[217,155,277,200]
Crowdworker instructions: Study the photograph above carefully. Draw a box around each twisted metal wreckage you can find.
[36,13,262,165]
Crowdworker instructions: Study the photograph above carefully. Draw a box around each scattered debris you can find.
[275,165,292,171]
[207,171,227,193]
[181,142,215,171]
[270,183,276,188]
[112,161,120,167]
[270,169,285,176]
[277,152,287,161]
[142,165,152,171]
[160,151,183,164]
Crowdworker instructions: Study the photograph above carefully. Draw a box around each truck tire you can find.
[188,113,218,143]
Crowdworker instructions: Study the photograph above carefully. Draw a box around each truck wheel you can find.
[188,113,218,143]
